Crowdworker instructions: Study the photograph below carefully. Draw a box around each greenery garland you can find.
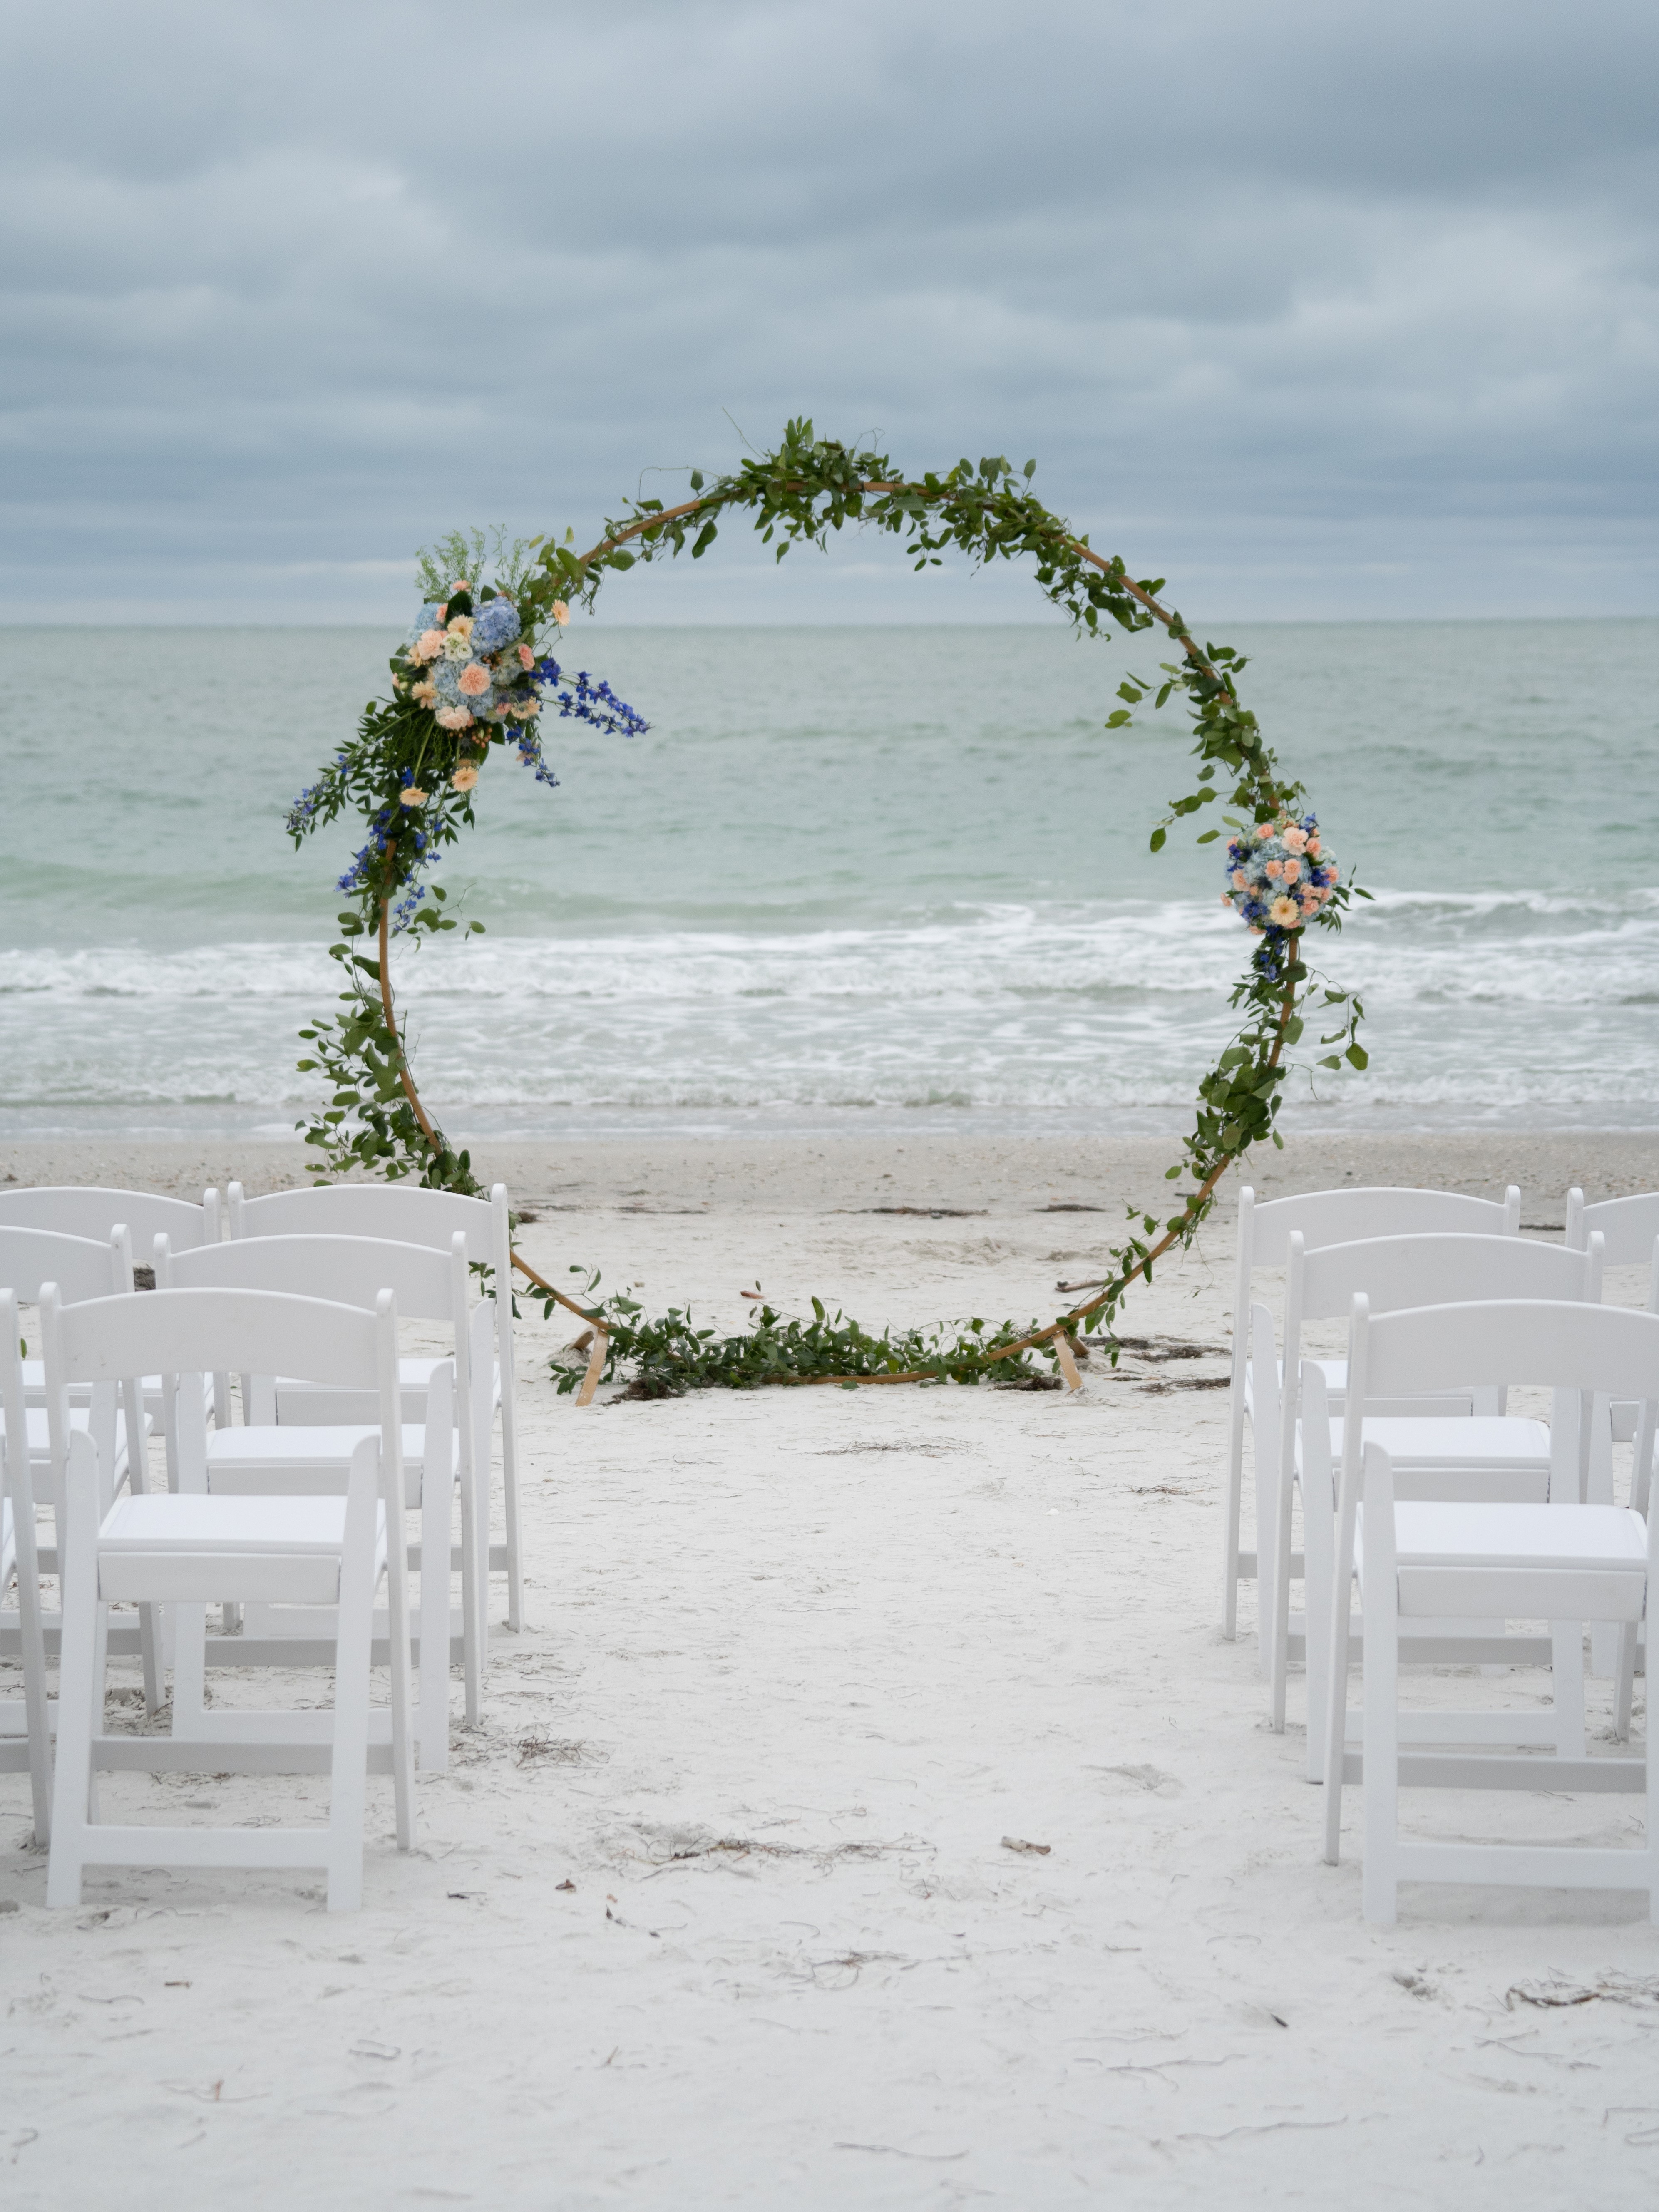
[288,420,1366,1397]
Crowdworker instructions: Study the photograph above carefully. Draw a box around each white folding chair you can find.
[1319,1299,1659,1923]
[0,1184,220,1252]
[1567,1190,1659,1458]
[41,1283,415,1913]
[1267,1230,1603,1760]
[1,1187,226,1435]
[228,1180,522,1629]
[155,1231,489,1766]
[1224,1183,1521,1645]
[0,1224,161,1707]
[0,1295,52,1842]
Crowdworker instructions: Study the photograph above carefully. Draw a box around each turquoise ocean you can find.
[1,621,1655,1142]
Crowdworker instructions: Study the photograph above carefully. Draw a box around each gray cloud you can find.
[3,0,1656,621]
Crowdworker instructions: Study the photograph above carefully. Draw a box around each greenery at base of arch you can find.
[287,420,1368,1394]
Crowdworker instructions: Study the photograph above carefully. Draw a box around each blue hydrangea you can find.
[470,597,521,653]
[432,660,493,715]
[404,601,446,645]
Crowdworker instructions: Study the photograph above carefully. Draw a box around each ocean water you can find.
[1,621,1654,1142]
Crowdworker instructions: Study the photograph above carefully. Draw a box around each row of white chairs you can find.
[1224,1180,1659,1922]
[0,1179,532,1911]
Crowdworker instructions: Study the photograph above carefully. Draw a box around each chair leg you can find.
[1550,1622,1587,1760]
[500,1395,523,1633]
[138,1602,163,1715]
[326,1472,379,1914]
[1254,1426,1278,1683]
[1362,1572,1399,1926]
[418,1474,450,1774]
[1303,1484,1334,1784]
[169,1604,209,1736]
[474,1435,492,1658]
[1222,1389,1245,1641]
[378,1492,416,1854]
[1270,1463,1299,1733]
[1616,1621,1639,1741]
[459,1458,481,1730]
[8,1461,54,1846]
[46,1465,102,1908]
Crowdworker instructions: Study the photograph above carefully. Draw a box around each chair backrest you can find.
[1353,1296,1659,1405]
[0,1224,134,1306]
[40,1284,393,1399]
[1566,1189,1659,1269]
[0,1185,219,1251]
[1238,1182,1521,1274]
[1293,1230,1602,1326]
[154,1231,467,1327]
[228,1181,507,1271]
[1345,1296,1659,1515]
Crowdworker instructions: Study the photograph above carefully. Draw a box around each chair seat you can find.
[206,1424,447,1503]
[97,1492,387,1604]
[1329,1415,1550,1468]
[1253,1359,1475,1417]
[272,1356,499,1426]
[5,1404,140,1468]
[1367,1500,1649,1574]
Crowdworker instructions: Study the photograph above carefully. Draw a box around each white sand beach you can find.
[4,1129,1659,2208]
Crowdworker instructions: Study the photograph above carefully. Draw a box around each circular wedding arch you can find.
[289,421,1362,1395]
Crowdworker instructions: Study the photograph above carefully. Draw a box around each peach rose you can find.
[1231,869,1247,889]
[1281,858,1300,883]
[435,705,474,731]
[1255,823,1274,840]
[1306,838,1321,858]
[517,642,535,669]
[451,764,480,792]
[1282,826,1308,854]
[457,662,491,697]
[412,628,445,662]
[1265,859,1283,879]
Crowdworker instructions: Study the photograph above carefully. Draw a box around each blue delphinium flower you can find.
[470,597,521,653]
[534,656,650,740]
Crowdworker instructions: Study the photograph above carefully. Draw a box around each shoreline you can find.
[5,1127,1656,1213]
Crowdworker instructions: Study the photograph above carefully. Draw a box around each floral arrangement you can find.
[288,556,649,935]
[1223,811,1335,936]
[286,531,650,1188]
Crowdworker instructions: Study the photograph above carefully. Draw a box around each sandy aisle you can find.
[4,1132,1659,2208]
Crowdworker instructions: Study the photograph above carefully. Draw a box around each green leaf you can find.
[1149,827,1167,852]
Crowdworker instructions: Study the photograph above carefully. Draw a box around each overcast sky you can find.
[4,0,1656,623]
